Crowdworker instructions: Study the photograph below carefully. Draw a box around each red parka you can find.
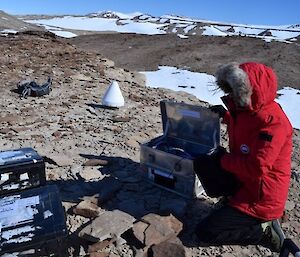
[220,62,293,221]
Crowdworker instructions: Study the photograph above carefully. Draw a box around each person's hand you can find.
[209,105,227,118]
[208,146,227,166]
[194,147,227,172]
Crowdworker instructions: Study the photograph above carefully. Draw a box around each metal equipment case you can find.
[0,184,67,256]
[0,148,46,195]
[140,100,220,199]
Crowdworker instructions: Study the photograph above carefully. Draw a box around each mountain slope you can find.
[0,10,43,32]
[70,33,300,89]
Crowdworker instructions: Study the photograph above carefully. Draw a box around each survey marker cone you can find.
[102,81,125,108]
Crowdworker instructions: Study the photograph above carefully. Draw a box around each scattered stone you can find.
[132,213,183,246]
[89,253,109,257]
[109,253,119,257]
[71,74,94,82]
[83,159,109,166]
[11,127,30,133]
[78,166,105,181]
[88,238,115,253]
[87,106,97,115]
[0,114,19,124]
[132,222,149,244]
[285,200,295,211]
[115,236,127,247]
[73,199,103,218]
[148,241,186,257]
[0,128,11,134]
[45,154,73,167]
[126,138,140,148]
[0,26,299,257]
[78,210,135,242]
[110,116,132,123]
[52,131,62,138]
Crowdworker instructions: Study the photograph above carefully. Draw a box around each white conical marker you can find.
[102,81,125,108]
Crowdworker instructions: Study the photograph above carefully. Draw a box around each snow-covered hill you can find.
[19,11,300,42]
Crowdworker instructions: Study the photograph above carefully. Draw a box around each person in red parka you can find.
[195,62,293,252]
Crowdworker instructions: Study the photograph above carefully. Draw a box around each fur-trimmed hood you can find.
[216,62,278,110]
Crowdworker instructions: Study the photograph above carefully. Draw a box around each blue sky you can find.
[0,0,299,25]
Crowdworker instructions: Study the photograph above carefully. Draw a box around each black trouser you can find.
[196,205,265,246]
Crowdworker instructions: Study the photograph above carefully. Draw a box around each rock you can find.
[0,114,19,125]
[132,213,183,246]
[108,254,119,257]
[215,253,234,257]
[88,239,115,253]
[89,253,109,257]
[78,166,105,181]
[115,236,127,247]
[73,199,103,218]
[78,210,135,242]
[110,116,132,122]
[83,159,109,166]
[71,74,94,82]
[285,200,295,211]
[126,138,140,148]
[87,106,97,115]
[1,24,299,257]
[291,160,299,170]
[132,222,149,244]
[11,127,30,133]
[0,128,11,134]
[148,241,186,257]
[79,245,87,256]
[52,131,62,138]
[46,154,73,167]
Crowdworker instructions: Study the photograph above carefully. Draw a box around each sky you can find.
[0,0,299,25]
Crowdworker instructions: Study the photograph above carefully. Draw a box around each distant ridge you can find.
[1,10,299,42]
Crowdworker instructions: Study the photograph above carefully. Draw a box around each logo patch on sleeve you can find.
[240,144,250,154]
[259,132,273,142]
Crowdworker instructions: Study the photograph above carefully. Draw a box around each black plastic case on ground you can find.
[0,184,68,256]
[0,148,46,195]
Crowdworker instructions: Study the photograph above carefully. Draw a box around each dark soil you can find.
[69,33,300,89]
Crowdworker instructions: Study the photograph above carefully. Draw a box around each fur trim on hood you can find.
[216,62,278,110]
[215,62,252,108]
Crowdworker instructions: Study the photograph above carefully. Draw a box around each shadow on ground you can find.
[48,154,215,254]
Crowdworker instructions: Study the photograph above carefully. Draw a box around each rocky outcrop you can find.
[0,32,299,257]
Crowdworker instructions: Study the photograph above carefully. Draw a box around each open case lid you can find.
[160,100,220,149]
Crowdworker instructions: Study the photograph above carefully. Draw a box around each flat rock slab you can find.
[79,210,135,242]
[133,213,183,246]
[73,199,104,218]
[148,241,186,257]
